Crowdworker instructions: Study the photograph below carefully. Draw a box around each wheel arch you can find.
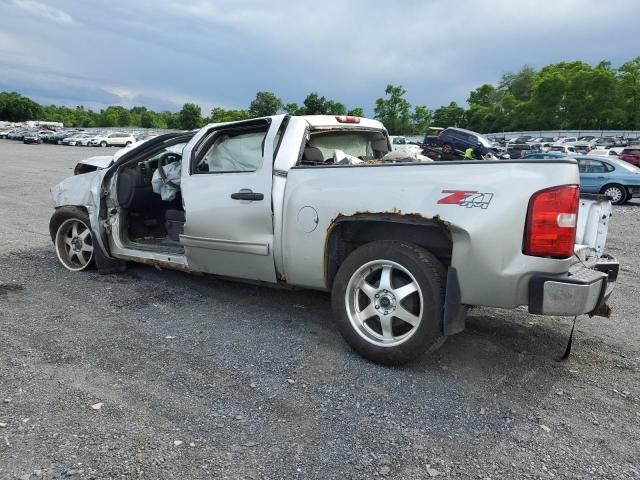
[324,213,453,290]
[49,205,126,274]
[49,206,90,242]
[324,213,466,336]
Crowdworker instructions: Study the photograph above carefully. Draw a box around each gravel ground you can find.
[0,142,638,480]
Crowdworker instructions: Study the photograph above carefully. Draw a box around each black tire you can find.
[331,240,446,365]
[100,141,107,147]
[601,184,627,205]
[50,207,95,271]
[442,143,453,154]
[125,141,132,146]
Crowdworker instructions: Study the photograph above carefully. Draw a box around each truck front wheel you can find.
[51,208,95,272]
[331,241,445,365]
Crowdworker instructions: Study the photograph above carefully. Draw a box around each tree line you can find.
[1,57,639,134]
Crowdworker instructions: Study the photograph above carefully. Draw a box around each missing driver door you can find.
[180,116,284,282]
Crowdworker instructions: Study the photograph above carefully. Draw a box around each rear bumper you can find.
[528,256,618,316]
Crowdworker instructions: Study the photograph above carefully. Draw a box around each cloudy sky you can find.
[0,0,638,115]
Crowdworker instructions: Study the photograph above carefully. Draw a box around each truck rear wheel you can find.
[331,241,445,365]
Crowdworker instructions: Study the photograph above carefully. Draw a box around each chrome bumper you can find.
[528,256,618,316]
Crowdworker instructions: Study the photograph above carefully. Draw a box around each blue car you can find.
[521,152,567,160]
[424,127,495,156]
[522,152,640,204]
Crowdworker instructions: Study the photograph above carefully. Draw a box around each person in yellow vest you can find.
[464,147,474,159]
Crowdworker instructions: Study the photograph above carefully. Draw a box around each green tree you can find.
[301,93,326,114]
[248,91,283,117]
[432,101,465,129]
[374,84,411,134]
[0,91,43,122]
[409,105,432,135]
[499,66,535,101]
[284,102,300,115]
[298,93,346,115]
[347,107,364,117]
[209,107,250,123]
[529,71,566,129]
[619,57,640,129]
[178,103,203,129]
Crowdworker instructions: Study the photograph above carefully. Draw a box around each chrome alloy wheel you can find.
[345,260,424,347]
[54,218,94,271]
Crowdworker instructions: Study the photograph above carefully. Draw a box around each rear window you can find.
[307,131,389,162]
[623,149,640,155]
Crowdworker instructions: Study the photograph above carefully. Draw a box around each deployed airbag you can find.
[152,161,181,201]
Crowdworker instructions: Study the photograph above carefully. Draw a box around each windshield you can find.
[476,134,492,147]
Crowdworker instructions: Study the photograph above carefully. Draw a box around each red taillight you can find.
[335,116,360,124]
[524,185,579,258]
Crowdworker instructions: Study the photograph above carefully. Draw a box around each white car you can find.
[389,136,422,155]
[66,133,94,146]
[90,132,136,147]
[548,144,577,154]
[590,148,619,157]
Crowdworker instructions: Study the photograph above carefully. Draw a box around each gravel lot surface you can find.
[0,142,638,480]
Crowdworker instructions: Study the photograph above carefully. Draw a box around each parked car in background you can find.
[506,143,535,159]
[557,137,578,144]
[571,142,592,154]
[573,155,640,204]
[524,152,640,204]
[63,133,94,146]
[23,131,44,144]
[593,137,616,148]
[521,152,568,160]
[618,146,640,167]
[48,130,80,144]
[427,127,496,155]
[549,145,576,154]
[389,136,422,155]
[590,147,620,157]
[90,132,136,147]
[0,129,16,139]
[8,129,30,140]
[509,135,533,144]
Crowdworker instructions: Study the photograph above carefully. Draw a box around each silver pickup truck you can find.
[50,115,618,364]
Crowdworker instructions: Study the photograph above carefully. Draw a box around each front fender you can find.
[50,170,106,209]
[50,170,109,254]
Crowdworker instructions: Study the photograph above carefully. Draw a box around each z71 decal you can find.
[438,190,494,209]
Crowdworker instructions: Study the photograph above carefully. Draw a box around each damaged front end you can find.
[50,169,111,259]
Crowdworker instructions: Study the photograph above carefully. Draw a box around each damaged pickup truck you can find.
[49,115,619,364]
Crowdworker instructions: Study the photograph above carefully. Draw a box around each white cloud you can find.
[11,0,76,25]
[1,0,640,112]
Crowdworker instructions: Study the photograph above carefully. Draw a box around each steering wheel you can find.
[157,152,182,189]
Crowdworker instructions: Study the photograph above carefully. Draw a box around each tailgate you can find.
[575,193,612,262]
